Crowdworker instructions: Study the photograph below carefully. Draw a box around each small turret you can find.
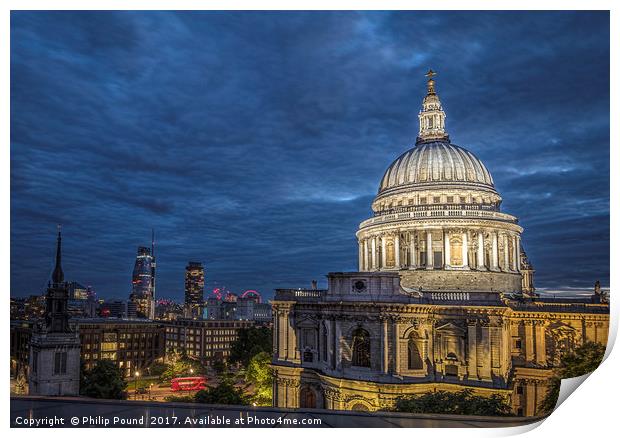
[417,69,449,144]
[520,250,536,297]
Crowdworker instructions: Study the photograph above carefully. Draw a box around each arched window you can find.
[351,403,370,412]
[351,328,371,368]
[386,241,395,267]
[408,338,423,370]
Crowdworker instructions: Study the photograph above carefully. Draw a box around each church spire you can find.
[417,69,449,144]
[52,225,64,284]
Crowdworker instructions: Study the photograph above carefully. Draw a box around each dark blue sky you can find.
[11,11,609,301]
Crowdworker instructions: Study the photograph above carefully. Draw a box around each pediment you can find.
[295,313,319,327]
[435,322,465,334]
[547,321,576,334]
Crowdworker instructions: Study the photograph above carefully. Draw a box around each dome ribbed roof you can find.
[378,141,495,195]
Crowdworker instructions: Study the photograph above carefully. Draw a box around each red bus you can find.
[170,376,208,392]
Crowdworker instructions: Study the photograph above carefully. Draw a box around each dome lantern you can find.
[417,69,449,143]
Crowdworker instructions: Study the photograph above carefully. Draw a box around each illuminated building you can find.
[164,319,255,365]
[10,295,46,321]
[67,281,88,299]
[202,289,272,322]
[129,245,155,319]
[78,319,166,376]
[99,300,128,318]
[184,262,205,318]
[155,299,184,321]
[271,71,610,416]
[12,318,166,379]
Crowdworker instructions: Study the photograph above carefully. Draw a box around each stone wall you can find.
[399,269,522,293]
[28,333,81,397]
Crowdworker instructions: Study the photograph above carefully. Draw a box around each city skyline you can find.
[11,11,610,301]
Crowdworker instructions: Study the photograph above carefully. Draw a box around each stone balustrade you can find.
[274,288,326,301]
[360,209,518,229]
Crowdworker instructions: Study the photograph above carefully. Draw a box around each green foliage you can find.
[245,352,273,406]
[194,378,248,405]
[159,355,206,383]
[212,359,226,375]
[148,361,168,377]
[393,389,513,416]
[81,359,127,400]
[229,326,272,367]
[539,342,606,414]
[165,395,195,403]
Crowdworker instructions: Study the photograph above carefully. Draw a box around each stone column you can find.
[525,384,536,416]
[516,235,521,272]
[381,236,387,269]
[491,232,499,271]
[503,234,510,272]
[535,322,546,365]
[444,229,451,269]
[363,239,369,271]
[480,324,492,380]
[410,232,417,268]
[393,319,401,375]
[278,310,287,361]
[394,233,400,268]
[371,238,377,270]
[477,232,485,270]
[524,321,535,363]
[358,241,363,271]
[335,319,342,370]
[274,309,280,359]
[467,321,478,380]
[426,231,433,269]
[382,318,389,374]
[512,235,519,271]
[291,318,300,362]
[462,231,469,268]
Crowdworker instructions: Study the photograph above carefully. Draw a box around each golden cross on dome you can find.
[425,69,436,79]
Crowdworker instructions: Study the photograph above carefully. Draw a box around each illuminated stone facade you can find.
[271,72,610,417]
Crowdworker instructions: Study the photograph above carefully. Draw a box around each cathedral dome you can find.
[378,140,496,195]
[356,70,523,296]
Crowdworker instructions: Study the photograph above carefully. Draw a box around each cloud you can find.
[10,11,610,300]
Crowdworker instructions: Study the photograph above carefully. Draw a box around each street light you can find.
[134,370,140,400]
[189,368,194,375]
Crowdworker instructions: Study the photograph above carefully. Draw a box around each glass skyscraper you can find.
[129,246,155,319]
[184,262,204,318]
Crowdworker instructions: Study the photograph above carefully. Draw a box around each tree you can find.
[165,394,195,403]
[245,351,273,406]
[194,378,248,405]
[539,342,606,414]
[393,389,512,416]
[149,361,168,377]
[212,358,226,375]
[81,359,127,400]
[160,355,206,383]
[229,326,272,367]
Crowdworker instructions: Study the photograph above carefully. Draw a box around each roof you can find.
[378,141,496,196]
